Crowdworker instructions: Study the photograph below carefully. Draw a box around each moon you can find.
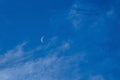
[40,36,45,43]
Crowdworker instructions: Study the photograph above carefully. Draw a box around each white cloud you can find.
[67,2,100,29]
[89,75,105,80]
[67,1,117,30]
[106,9,114,16]
[0,42,27,64]
[0,38,83,80]
[0,52,80,80]
[0,55,59,80]
[67,3,82,29]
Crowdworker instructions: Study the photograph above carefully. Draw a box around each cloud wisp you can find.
[0,38,84,80]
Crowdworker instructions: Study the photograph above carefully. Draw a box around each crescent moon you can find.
[40,36,45,43]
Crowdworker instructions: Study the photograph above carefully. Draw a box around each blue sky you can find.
[0,0,120,80]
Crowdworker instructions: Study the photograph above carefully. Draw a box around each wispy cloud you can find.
[67,0,118,31]
[67,1,100,29]
[67,3,82,29]
[0,42,27,64]
[0,37,84,80]
[89,75,105,80]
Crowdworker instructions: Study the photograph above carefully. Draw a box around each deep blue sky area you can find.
[0,0,120,80]
[0,0,75,49]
